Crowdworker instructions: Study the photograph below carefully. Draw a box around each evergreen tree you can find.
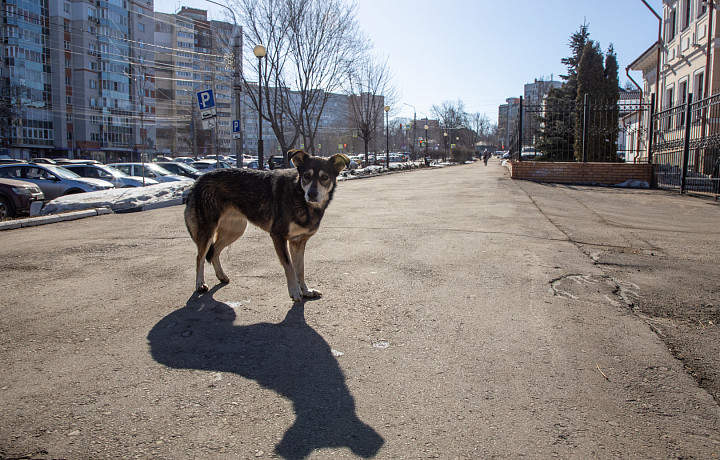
[536,23,589,160]
[574,41,605,160]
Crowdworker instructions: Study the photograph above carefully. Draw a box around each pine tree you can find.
[536,23,590,160]
[574,41,606,160]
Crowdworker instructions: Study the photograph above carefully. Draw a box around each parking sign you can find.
[232,120,241,139]
[196,90,216,120]
[196,90,215,110]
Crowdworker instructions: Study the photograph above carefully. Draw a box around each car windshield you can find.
[98,165,128,177]
[147,164,173,175]
[178,163,199,173]
[47,165,82,179]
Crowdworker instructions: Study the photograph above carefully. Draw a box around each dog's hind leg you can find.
[193,228,214,293]
[209,211,247,284]
[289,237,321,298]
[271,234,303,302]
[185,205,214,293]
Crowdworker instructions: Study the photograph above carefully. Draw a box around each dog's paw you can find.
[289,285,304,302]
[302,288,322,299]
[197,283,209,293]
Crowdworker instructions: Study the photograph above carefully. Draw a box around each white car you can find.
[108,163,190,183]
[63,164,159,187]
[191,160,233,172]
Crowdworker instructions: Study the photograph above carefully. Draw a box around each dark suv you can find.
[0,178,45,219]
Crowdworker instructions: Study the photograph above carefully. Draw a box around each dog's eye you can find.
[302,173,313,181]
[319,173,329,182]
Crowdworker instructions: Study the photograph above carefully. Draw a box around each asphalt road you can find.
[1,160,719,459]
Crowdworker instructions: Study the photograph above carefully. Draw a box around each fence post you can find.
[680,93,693,194]
[582,94,590,163]
[518,96,523,162]
[647,93,656,165]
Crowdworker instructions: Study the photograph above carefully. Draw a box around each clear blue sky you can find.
[155,0,664,124]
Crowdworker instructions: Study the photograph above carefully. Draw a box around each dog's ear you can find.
[289,149,309,168]
[329,154,350,174]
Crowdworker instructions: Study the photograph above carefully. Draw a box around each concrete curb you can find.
[0,207,112,231]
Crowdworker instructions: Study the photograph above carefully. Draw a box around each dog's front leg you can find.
[289,238,321,299]
[271,234,302,302]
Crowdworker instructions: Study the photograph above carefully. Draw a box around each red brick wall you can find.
[507,161,653,186]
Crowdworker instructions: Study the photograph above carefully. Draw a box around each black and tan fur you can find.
[184,150,350,301]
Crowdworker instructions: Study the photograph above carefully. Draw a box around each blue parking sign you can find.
[196,90,215,110]
[232,120,240,133]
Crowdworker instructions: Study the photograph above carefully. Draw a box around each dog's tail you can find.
[205,243,215,262]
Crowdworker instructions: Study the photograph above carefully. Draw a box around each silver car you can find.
[0,164,114,200]
[108,163,190,183]
[63,164,159,188]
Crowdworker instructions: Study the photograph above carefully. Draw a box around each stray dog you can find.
[184,150,350,301]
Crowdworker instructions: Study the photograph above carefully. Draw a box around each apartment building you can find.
[1,0,53,159]
[154,8,239,158]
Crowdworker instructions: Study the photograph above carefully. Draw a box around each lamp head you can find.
[253,44,267,58]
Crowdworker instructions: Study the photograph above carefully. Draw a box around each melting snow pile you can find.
[40,181,194,215]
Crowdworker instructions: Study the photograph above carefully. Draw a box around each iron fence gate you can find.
[651,93,720,195]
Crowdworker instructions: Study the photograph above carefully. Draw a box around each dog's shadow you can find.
[147,288,384,459]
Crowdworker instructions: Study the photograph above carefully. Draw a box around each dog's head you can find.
[289,149,350,208]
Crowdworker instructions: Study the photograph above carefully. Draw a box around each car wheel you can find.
[0,196,14,219]
[63,189,84,195]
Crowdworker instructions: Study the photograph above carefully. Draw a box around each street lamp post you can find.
[384,105,390,169]
[403,103,417,160]
[424,124,429,159]
[444,132,448,163]
[253,44,266,169]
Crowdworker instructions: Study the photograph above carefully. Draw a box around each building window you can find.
[65,59,71,68]
[64,2,70,13]
[698,0,708,18]
[681,0,691,30]
[138,23,145,32]
[66,96,72,104]
[89,80,97,89]
[667,7,677,41]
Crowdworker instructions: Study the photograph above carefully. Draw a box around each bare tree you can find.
[347,55,397,164]
[232,0,368,158]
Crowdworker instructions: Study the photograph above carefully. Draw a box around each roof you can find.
[628,42,659,72]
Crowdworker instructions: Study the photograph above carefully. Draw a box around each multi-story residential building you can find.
[2,0,53,159]
[154,8,240,158]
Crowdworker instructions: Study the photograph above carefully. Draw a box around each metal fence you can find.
[510,93,720,196]
[512,96,651,164]
[651,93,720,195]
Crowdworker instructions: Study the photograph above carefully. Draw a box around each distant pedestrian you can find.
[483,151,490,166]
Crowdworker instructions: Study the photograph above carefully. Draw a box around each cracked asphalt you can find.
[1,159,719,459]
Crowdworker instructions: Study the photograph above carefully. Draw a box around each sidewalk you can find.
[507,168,720,404]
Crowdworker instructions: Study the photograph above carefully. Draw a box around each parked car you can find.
[29,158,57,165]
[191,160,233,172]
[63,163,159,188]
[0,163,114,200]
[54,158,101,166]
[0,155,25,164]
[0,178,44,219]
[108,163,190,183]
[155,162,203,179]
[245,160,259,170]
[172,157,196,164]
[203,154,234,165]
[268,156,288,169]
